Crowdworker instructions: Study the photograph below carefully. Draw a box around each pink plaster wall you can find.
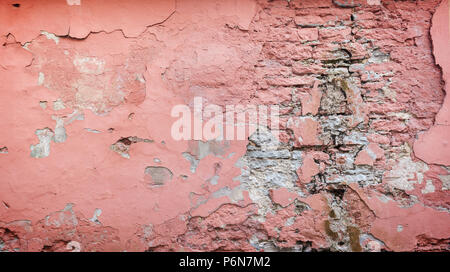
[0,0,449,252]
[414,0,450,165]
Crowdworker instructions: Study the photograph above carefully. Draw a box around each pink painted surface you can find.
[0,0,449,252]
[414,0,450,165]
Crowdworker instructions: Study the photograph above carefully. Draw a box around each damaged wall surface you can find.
[0,0,449,252]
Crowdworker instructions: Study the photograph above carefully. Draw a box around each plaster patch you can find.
[421,180,436,194]
[90,209,102,224]
[38,72,45,85]
[52,99,66,111]
[144,166,173,187]
[439,174,450,191]
[30,128,54,158]
[66,0,81,6]
[40,31,59,45]
[384,156,429,191]
[52,116,67,143]
[39,101,47,109]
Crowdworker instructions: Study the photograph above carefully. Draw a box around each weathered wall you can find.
[0,0,449,252]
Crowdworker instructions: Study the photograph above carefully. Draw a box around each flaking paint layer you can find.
[0,0,449,252]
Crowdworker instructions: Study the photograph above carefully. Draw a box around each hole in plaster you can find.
[110,136,153,158]
[12,3,20,8]
[144,166,173,187]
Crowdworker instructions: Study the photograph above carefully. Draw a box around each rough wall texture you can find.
[0,0,449,252]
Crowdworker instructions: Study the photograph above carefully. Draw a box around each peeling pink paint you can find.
[414,0,450,166]
[0,0,449,252]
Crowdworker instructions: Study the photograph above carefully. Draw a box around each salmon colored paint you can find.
[414,0,450,165]
[0,0,449,252]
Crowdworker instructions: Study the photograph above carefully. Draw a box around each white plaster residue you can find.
[73,56,105,75]
[53,99,66,111]
[439,173,450,191]
[38,72,45,85]
[384,156,429,191]
[39,101,47,109]
[66,0,81,6]
[52,116,67,143]
[30,128,54,158]
[90,208,102,224]
[421,180,436,194]
[40,31,59,44]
